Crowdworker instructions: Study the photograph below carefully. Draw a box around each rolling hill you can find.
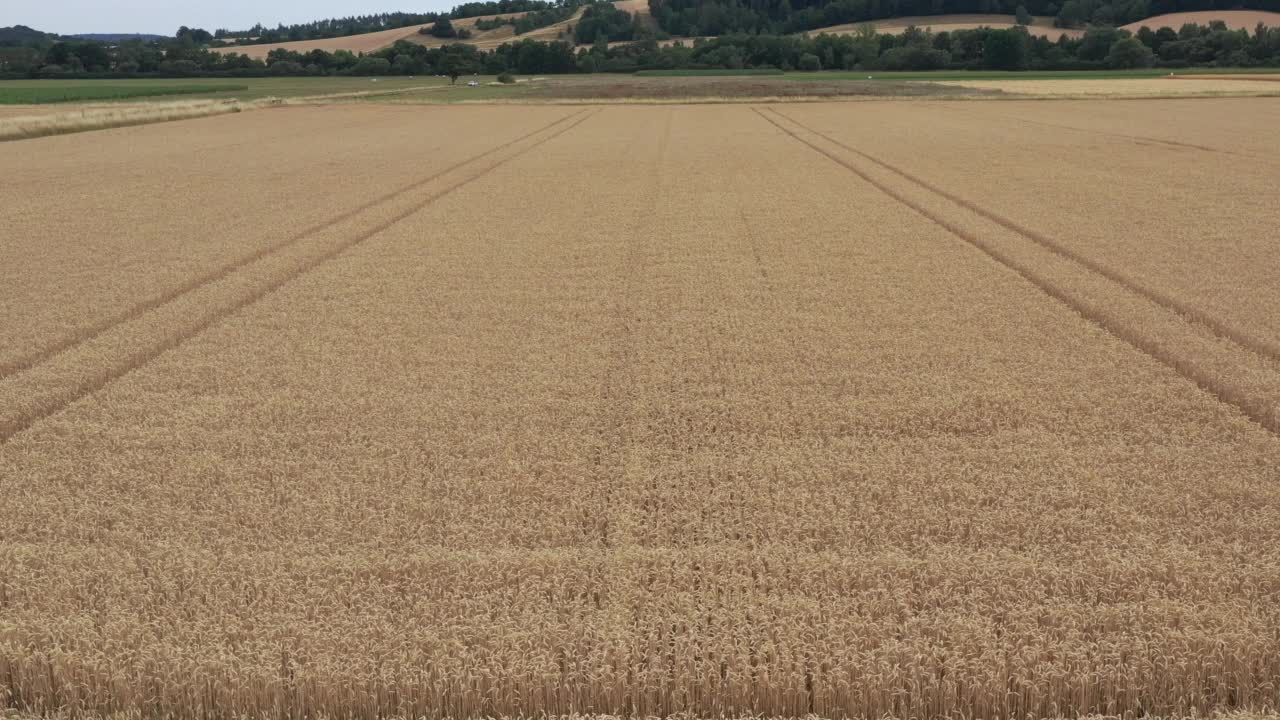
[0,25,57,45]
[211,21,462,59]
[797,9,1280,41]
[406,8,581,49]
[212,8,590,59]
[208,4,1280,60]
[212,0,663,58]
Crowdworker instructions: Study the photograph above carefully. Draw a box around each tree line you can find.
[3,17,1278,78]
[214,14,443,46]
[648,0,1280,36]
[665,21,1280,70]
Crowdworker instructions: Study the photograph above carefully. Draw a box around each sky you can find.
[7,0,455,35]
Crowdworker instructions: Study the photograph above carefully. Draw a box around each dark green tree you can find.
[1106,35,1154,66]
[983,28,1029,69]
[1054,0,1087,28]
[430,17,458,38]
[1079,25,1125,61]
[574,4,636,44]
[440,52,472,82]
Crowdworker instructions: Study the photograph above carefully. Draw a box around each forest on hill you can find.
[4,19,1278,79]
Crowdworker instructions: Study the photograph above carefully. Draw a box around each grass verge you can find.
[0,83,248,104]
[0,84,438,142]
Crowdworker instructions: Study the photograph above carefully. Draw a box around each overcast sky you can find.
[9,0,455,35]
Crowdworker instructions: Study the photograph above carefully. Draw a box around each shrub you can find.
[797,53,822,71]
[497,71,516,83]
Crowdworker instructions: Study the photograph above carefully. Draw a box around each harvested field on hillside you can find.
[213,0,639,58]
[405,8,583,50]
[1120,8,1280,31]
[208,12,536,60]
[212,23,438,59]
[807,13,1083,39]
[3,99,1280,720]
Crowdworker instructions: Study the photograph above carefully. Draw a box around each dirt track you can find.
[3,99,1280,718]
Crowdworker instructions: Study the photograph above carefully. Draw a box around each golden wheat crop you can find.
[2,100,1279,720]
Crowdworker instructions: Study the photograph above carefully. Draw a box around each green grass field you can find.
[0,77,450,104]
[0,82,248,104]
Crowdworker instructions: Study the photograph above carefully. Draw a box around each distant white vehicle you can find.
[467,80,479,87]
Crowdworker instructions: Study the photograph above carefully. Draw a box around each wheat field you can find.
[2,99,1280,719]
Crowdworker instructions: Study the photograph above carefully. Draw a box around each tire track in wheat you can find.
[753,106,1280,436]
[0,109,587,382]
[946,100,1280,164]
[767,106,1280,365]
[594,106,673,553]
[0,110,598,444]
[972,108,1255,159]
